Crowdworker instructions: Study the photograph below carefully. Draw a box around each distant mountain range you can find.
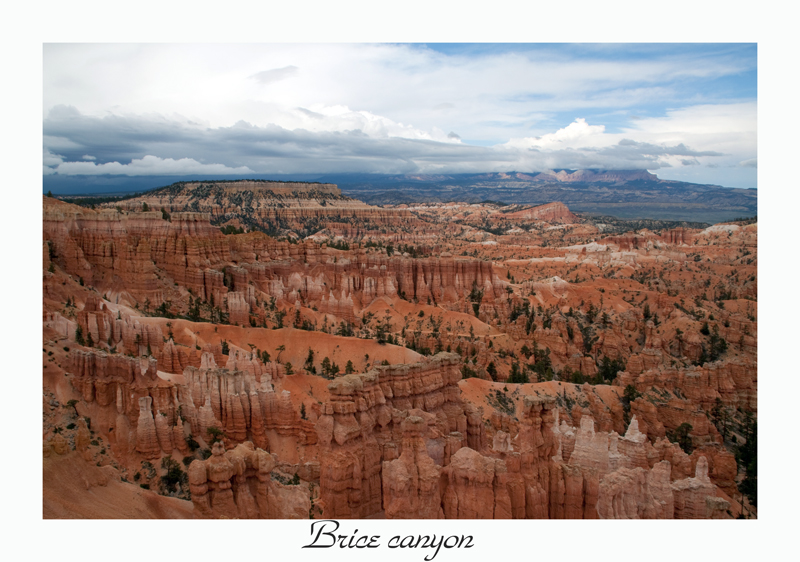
[45,169,756,224]
[323,170,757,224]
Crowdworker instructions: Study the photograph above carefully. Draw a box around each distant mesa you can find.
[326,169,756,224]
[154,179,342,197]
[528,169,660,184]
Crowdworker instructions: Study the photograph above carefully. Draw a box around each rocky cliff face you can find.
[44,197,509,326]
[240,252,508,322]
[499,202,578,223]
[382,416,444,519]
[550,414,727,519]
[44,202,230,306]
[315,353,467,518]
[617,360,757,415]
[55,344,736,519]
[187,441,314,519]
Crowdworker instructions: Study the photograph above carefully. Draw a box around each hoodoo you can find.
[42,186,756,519]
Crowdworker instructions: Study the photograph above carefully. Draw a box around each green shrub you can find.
[160,457,188,493]
[207,427,224,443]
[667,422,694,454]
[185,435,200,452]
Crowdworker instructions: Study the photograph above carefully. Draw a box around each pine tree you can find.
[486,361,497,381]
[508,361,528,383]
[304,348,316,374]
[669,423,694,454]
[736,413,757,506]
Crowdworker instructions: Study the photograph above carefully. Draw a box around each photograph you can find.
[41,42,758,524]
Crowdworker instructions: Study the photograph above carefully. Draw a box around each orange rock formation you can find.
[42,190,756,519]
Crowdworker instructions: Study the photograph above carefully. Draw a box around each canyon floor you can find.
[42,180,757,519]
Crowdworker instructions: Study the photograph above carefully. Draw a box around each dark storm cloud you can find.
[43,107,728,177]
[43,107,515,175]
[44,105,203,163]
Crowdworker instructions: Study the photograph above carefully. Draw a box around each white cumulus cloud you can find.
[503,118,608,150]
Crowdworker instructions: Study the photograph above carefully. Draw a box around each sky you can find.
[42,43,757,190]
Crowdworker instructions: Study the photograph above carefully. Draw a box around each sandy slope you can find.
[43,452,193,519]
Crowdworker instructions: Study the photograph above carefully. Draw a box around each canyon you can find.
[42,181,757,519]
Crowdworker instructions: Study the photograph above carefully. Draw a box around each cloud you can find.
[497,119,728,172]
[43,148,64,167]
[249,65,299,85]
[42,105,744,177]
[39,45,758,189]
[625,103,756,136]
[42,108,518,175]
[280,104,461,142]
[43,44,756,143]
[44,134,82,151]
[294,107,325,120]
[607,139,723,158]
[504,118,607,150]
[52,155,253,176]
